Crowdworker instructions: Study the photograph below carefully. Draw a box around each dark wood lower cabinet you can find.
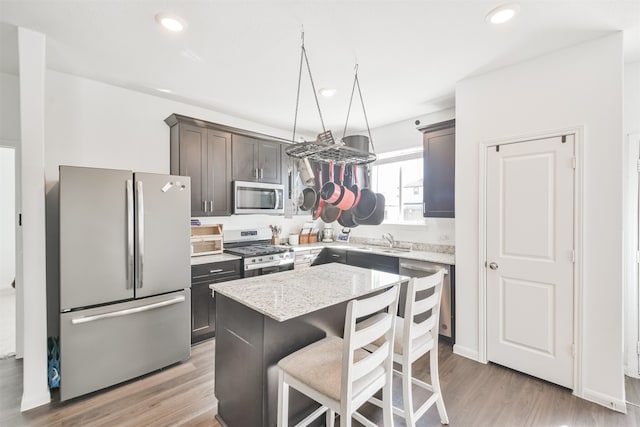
[191,259,242,343]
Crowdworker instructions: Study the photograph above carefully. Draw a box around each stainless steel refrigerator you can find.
[59,166,191,401]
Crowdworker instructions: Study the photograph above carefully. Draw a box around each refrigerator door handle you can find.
[126,179,134,289]
[70,295,186,325]
[136,180,145,289]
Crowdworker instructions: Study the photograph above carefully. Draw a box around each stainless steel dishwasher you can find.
[399,259,454,342]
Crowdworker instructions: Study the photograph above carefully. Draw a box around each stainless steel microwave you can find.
[234,181,285,215]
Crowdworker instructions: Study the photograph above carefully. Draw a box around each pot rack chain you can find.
[291,31,327,144]
[341,64,376,154]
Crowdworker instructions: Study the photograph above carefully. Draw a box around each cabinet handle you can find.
[203,200,207,212]
[260,168,264,179]
[331,254,341,258]
[254,168,258,178]
[209,269,224,273]
[210,200,214,213]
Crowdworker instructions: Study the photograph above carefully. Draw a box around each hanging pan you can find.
[311,167,325,220]
[321,164,342,223]
[353,167,378,222]
[298,187,317,211]
[356,193,385,225]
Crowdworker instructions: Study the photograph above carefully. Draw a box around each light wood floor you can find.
[2,339,639,426]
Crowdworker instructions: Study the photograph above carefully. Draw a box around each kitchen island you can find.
[210,263,407,427]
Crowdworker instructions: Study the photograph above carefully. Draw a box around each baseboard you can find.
[625,368,640,379]
[580,387,627,414]
[453,344,479,361]
[20,391,51,412]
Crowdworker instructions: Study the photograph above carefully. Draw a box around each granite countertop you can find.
[283,242,455,265]
[190,253,242,265]
[211,263,408,322]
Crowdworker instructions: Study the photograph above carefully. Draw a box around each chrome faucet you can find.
[382,233,395,248]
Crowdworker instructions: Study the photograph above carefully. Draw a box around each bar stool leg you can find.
[326,409,335,427]
[278,370,289,427]
[430,346,449,424]
[402,355,416,427]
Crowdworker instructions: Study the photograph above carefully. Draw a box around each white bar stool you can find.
[277,285,400,427]
[363,270,449,426]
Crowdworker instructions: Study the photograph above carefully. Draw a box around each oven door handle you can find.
[244,258,294,271]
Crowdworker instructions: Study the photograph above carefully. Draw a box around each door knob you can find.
[489,262,499,270]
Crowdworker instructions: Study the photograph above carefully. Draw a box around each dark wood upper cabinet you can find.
[232,135,281,184]
[166,115,232,216]
[422,119,455,218]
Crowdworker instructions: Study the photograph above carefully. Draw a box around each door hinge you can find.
[562,135,567,143]
[571,250,576,263]
[572,157,577,169]
[495,145,500,152]
[637,341,640,356]
[636,250,640,264]
[18,213,22,226]
[572,343,576,357]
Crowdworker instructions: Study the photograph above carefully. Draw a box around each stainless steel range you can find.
[224,228,294,277]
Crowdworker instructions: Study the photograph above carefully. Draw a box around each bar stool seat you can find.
[278,336,383,403]
[277,286,400,427]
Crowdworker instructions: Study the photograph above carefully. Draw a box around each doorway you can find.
[626,133,640,407]
[0,146,16,359]
[483,133,576,389]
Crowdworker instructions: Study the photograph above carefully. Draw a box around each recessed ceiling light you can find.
[319,88,337,97]
[486,4,520,24]
[155,13,186,32]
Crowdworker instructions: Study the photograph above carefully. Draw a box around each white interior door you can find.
[486,135,575,388]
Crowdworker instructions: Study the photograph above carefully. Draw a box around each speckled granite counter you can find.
[283,242,455,265]
[190,253,241,265]
[211,263,407,322]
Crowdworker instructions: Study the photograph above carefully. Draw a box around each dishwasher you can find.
[399,259,454,342]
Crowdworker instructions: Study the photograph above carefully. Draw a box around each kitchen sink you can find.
[380,248,412,254]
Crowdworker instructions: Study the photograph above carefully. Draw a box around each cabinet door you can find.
[257,140,281,184]
[232,134,258,182]
[191,282,216,343]
[207,129,233,215]
[179,124,208,216]
[423,121,455,218]
[346,252,399,274]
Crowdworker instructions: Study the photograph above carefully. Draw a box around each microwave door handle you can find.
[274,188,280,210]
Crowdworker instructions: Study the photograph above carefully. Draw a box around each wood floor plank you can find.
[2,338,639,426]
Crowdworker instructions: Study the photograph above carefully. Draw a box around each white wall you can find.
[0,73,21,142]
[0,147,15,289]
[455,33,624,409]
[624,60,640,376]
[18,27,50,412]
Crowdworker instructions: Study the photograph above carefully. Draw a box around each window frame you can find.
[371,149,427,225]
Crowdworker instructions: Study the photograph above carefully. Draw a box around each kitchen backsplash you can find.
[195,214,455,252]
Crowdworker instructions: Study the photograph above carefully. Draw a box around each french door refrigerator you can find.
[59,166,191,401]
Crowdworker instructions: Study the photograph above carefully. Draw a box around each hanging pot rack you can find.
[286,32,377,165]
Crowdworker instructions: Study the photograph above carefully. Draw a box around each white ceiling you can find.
[1,0,639,136]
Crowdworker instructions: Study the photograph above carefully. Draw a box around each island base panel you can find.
[215,293,347,427]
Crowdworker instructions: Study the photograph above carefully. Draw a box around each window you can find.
[372,156,423,223]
